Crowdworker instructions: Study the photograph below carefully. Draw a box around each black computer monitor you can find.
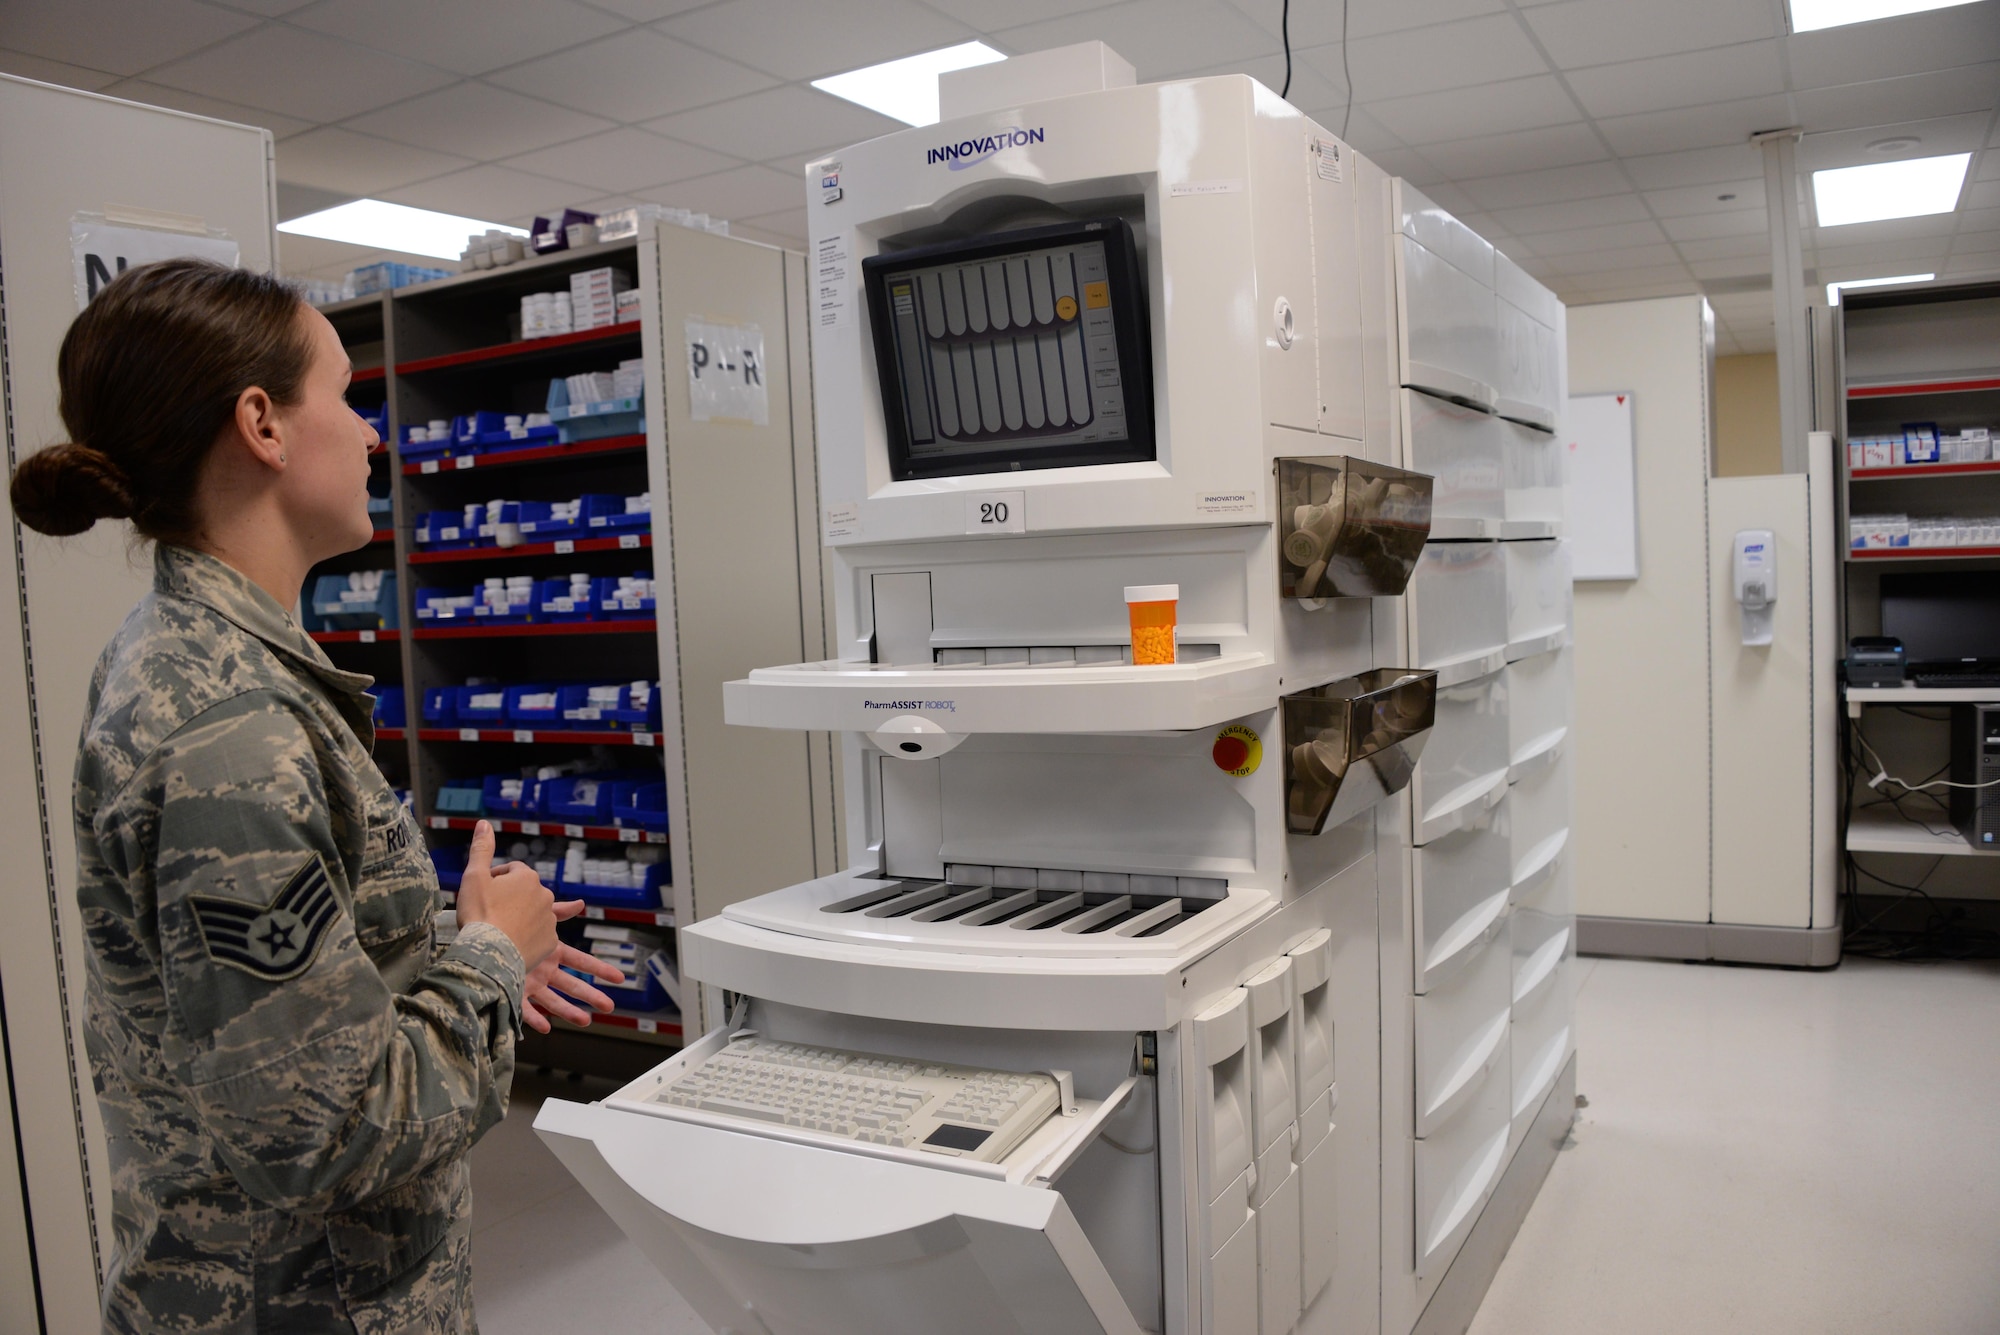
[862,218,1155,481]
[1879,573,2000,664]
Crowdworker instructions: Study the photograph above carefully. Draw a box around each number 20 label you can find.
[965,491,1026,535]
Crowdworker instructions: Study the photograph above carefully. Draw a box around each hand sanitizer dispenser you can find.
[1733,529,1776,646]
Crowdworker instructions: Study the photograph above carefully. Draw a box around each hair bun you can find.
[9,441,137,536]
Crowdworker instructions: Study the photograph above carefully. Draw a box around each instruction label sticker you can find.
[1169,179,1244,198]
[1312,138,1344,183]
[1212,724,1262,777]
[1196,486,1259,516]
[824,501,861,541]
[815,234,851,329]
[686,319,768,425]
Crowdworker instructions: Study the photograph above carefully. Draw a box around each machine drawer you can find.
[1411,666,1510,845]
[1412,810,1512,995]
[1510,953,1575,1128]
[1506,745,1571,886]
[1505,646,1571,776]
[1396,235,1498,409]
[1412,1023,1510,1277]
[1406,541,1507,687]
[1503,538,1571,661]
[1509,901,1573,1010]
[1413,928,1512,1139]
[1493,276,1559,432]
[1402,389,1502,535]
[1500,417,1565,533]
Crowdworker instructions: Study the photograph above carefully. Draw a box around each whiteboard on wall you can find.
[1566,391,1639,580]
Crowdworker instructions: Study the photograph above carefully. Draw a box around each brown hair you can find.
[8,258,315,541]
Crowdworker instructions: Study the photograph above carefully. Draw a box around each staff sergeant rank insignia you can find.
[190,855,341,981]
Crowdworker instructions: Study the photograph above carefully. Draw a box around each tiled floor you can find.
[470,955,2000,1335]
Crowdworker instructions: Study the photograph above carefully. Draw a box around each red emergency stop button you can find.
[1211,724,1262,777]
[1213,735,1250,770]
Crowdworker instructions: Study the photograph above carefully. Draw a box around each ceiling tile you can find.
[1418,181,1480,215]
[0,48,123,90]
[1808,212,1963,247]
[1964,179,2000,212]
[1561,263,1694,288]
[1552,242,1685,273]
[575,0,712,18]
[1300,106,1399,154]
[490,28,774,121]
[644,85,902,162]
[0,0,257,78]
[925,0,1123,26]
[1563,39,1784,120]
[1201,51,1346,111]
[1794,63,1999,138]
[1516,218,1667,256]
[1688,254,1771,280]
[500,126,738,192]
[1416,121,1607,179]
[1940,254,2000,275]
[205,0,319,15]
[997,0,1284,81]
[661,0,972,82]
[642,163,802,220]
[727,218,805,249]
[1594,95,1794,158]
[95,78,316,137]
[1365,75,1579,147]
[290,0,629,76]
[1661,208,1768,241]
[346,82,616,159]
[275,127,473,194]
[1643,178,1765,217]
[1227,0,1507,48]
[737,205,808,244]
[1523,0,1778,68]
[1363,146,1448,185]
[1788,4,2000,88]
[147,25,455,122]
[1300,13,1547,102]
[1458,159,1631,210]
[1621,143,1764,190]
[1675,233,1770,262]
[1489,192,1650,234]
[1797,113,1993,172]
[1812,240,1950,271]
[382,163,579,225]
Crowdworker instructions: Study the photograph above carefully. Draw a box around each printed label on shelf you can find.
[585,906,605,920]
[454,456,475,470]
[428,816,449,829]
[359,630,376,643]
[632,731,655,747]
[619,533,641,549]
[459,727,479,741]
[638,1018,658,1033]
[513,729,534,743]
[554,540,575,554]
[420,460,440,473]
[520,821,541,835]
[619,828,640,843]
[564,823,584,837]
[653,913,674,926]
[646,831,667,844]
[686,318,770,426]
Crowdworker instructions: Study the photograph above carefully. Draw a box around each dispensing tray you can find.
[1283,669,1438,835]
[724,652,1277,734]
[1277,456,1434,600]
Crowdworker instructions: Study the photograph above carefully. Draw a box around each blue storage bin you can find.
[542,774,650,823]
[593,573,654,619]
[533,578,596,623]
[605,681,662,730]
[557,682,625,728]
[434,781,484,814]
[612,781,669,832]
[422,686,459,727]
[430,844,468,890]
[455,411,505,448]
[503,685,564,727]
[581,494,650,533]
[480,773,542,815]
[398,426,458,462]
[366,494,392,518]
[512,501,577,540]
[369,689,406,728]
[471,581,535,624]
[310,572,398,629]
[414,586,479,623]
[561,862,667,911]
[454,685,512,724]
[477,419,559,450]
[414,509,480,550]
[547,377,643,443]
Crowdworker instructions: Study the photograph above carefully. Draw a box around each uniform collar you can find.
[153,545,378,713]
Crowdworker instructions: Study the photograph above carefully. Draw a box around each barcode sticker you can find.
[638,1018,657,1033]
[513,729,534,743]
[459,728,479,741]
[420,460,439,474]
[520,821,541,835]
[564,823,584,837]
[646,831,667,844]
[632,731,654,747]
[428,815,449,829]
[554,540,575,554]
[585,906,605,920]
[454,455,475,470]
[359,630,376,643]
[619,827,640,843]
[619,533,641,549]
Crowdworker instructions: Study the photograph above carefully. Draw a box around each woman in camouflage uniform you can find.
[9,259,625,1333]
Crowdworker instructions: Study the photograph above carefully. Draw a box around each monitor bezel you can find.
[861,217,1156,483]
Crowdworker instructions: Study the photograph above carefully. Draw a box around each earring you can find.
[279,454,287,463]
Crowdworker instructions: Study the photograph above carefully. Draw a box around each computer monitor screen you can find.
[862,218,1154,481]
[1879,573,2000,662]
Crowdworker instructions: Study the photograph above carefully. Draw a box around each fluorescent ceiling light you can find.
[1827,273,1934,304]
[1789,0,1980,31]
[1811,153,1970,227]
[278,199,525,261]
[812,40,1006,127]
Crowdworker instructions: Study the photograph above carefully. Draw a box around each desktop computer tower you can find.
[1950,704,2000,848]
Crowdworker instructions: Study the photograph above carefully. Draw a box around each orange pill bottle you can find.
[1125,583,1179,666]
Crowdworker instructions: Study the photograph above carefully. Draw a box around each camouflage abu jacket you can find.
[74,545,526,1334]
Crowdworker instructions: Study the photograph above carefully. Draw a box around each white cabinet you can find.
[1393,183,1498,410]
[1493,252,1561,432]
[1500,417,1566,537]
[1406,541,1508,686]
[1503,538,1573,661]
[1412,804,1513,994]
[1505,645,1572,778]
[1411,666,1510,846]
[1403,389,1503,537]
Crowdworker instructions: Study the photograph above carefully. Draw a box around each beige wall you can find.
[1714,353,1781,477]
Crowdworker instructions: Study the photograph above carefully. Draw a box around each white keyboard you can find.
[649,1035,1062,1163]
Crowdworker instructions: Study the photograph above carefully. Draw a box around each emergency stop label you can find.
[1212,724,1262,777]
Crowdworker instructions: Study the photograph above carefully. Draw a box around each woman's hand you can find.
[522,900,627,1034]
[453,820,558,970]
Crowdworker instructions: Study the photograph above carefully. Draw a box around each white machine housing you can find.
[537,45,1574,1335]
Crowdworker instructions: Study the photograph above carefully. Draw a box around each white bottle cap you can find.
[1124,584,1179,603]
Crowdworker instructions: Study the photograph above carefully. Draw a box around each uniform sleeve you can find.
[97,689,527,1216]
